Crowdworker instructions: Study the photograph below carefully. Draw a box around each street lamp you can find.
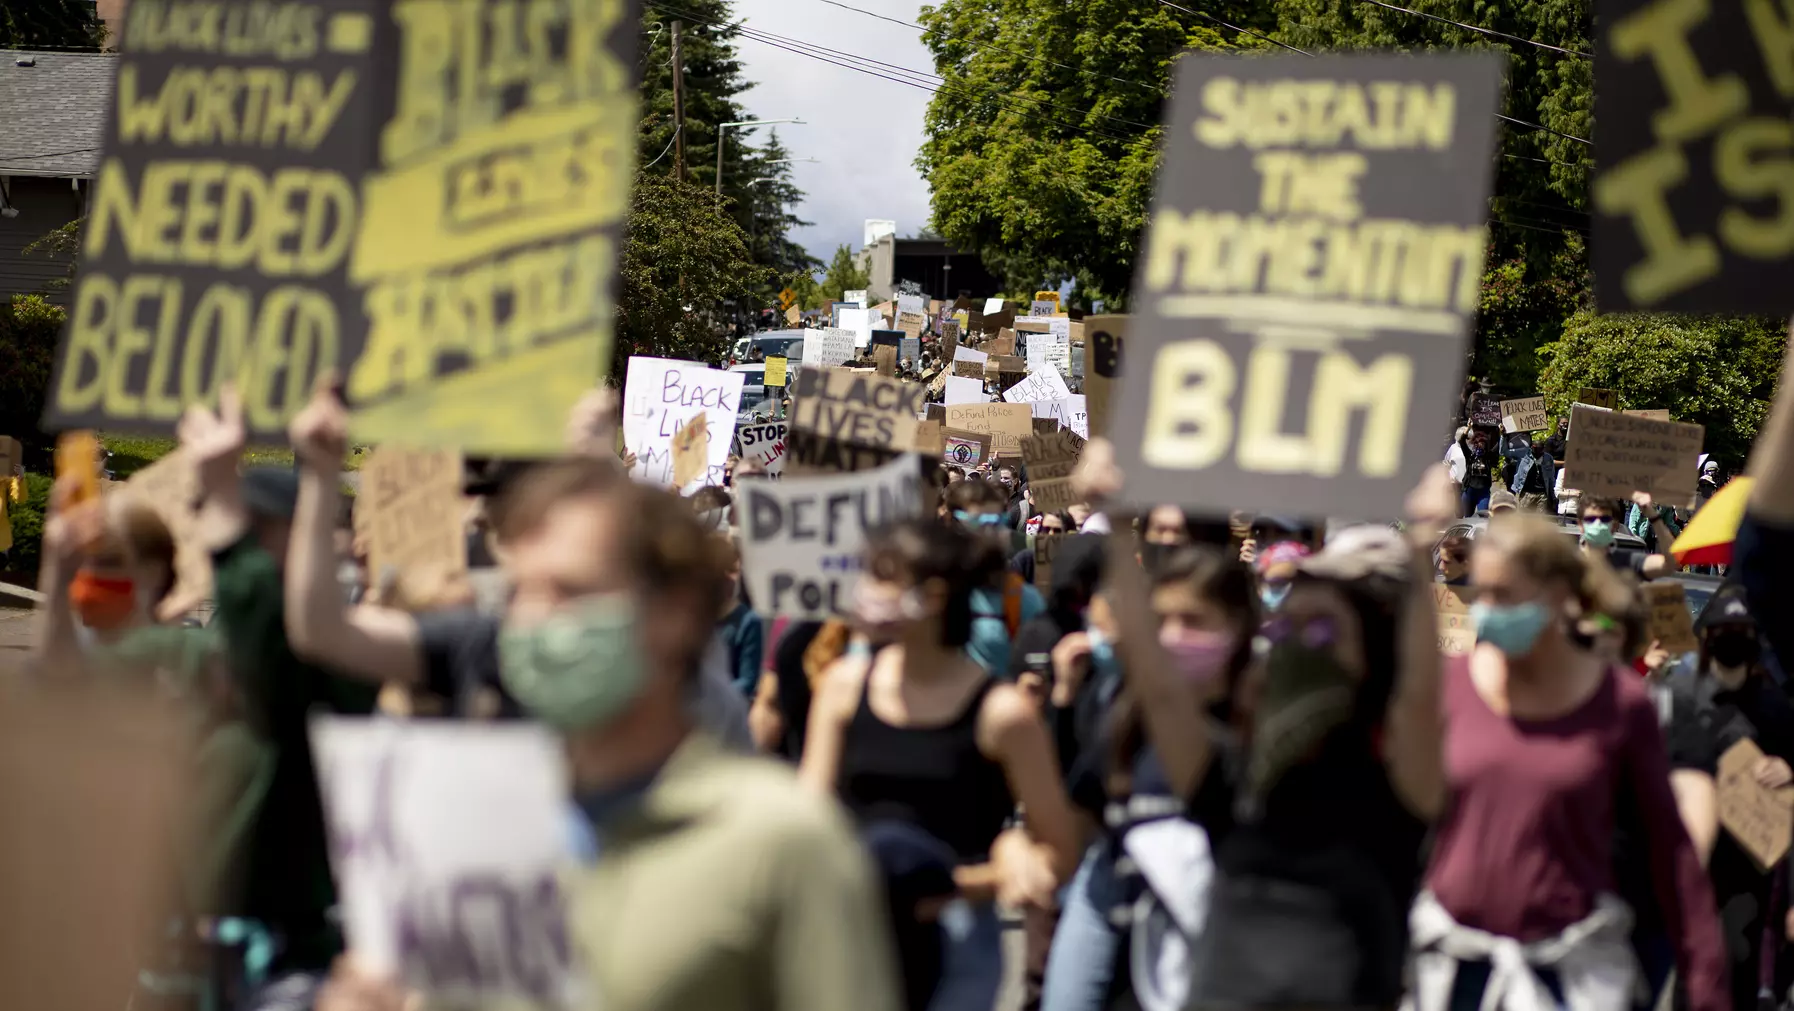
[715,118,805,202]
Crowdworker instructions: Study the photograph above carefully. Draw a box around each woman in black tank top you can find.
[801,518,1080,1011]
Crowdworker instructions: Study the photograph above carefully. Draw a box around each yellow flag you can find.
[0,495,12,556]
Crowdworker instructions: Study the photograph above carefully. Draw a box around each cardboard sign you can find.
[622,357,742,491]
[734,420,787,476]
[982,297,1007,315]
[360,447,468,608]
[983,308,1016,334]
[1500,396,1549,434]
[739,455,926,618]
[1717,737,1794,871]
[115,449,211,619]
[785,306,801,325]
[897,294,927,317]
[1578,387,1620,411]
[874,346,898,376]
[1593,0,1794,313]
[1083,315,1125,440]
[844,289,869,308]
[1434,584,1474,655]
[940,320,961,344]
[46,1,642,454]
[1034,532,1063,589]
[980,332,1017,357]
[1021,430,1085,511]
[1625,409,1672,422]
[1643,581,1698,654]
[955,345,990,365]
[943,429,992,470]
[312,717,576,1003]
[671,413,710,489]
[1029,300,1056,317]
[945,375,986,405]
[1468,393,1503,429]
[764,356,788,387]
[1106,53,1504,519]
[954,360,986,379]
[946,402,1033,457]
[899,337,921,364]
[1563,404,1704,502]
[1032,417,1062,436]
[913,419,945,457]
[1004,367,1072,406]
[786,367,923,473]
[1035,395,1090,439]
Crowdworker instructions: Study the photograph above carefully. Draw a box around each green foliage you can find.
[0,295,66,453]
[3,473,55,577]
[1475,237,1589,392]
[23,217,82,289]
[616,171,769,368]
[816,246,871,307]
[0,0,105,49]
[917,0,1264,305]
[737,130,821,300]
[1537,312,1785,471]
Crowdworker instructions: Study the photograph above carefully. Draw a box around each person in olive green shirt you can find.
[295,381,900,1011]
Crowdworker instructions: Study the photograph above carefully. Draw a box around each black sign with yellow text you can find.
[1108,52,1505,520]
[44,0,641,455]
[1594,0,1794,313]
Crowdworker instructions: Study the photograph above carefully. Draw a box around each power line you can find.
[1156,0,1311,55]
[1496,113,1590,145]
[1353,0,1592,58]
[810,0,1166,94]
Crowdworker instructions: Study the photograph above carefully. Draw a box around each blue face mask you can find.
[1087,628,1119,678]
[953,510,1005,527]
[1581,519,1615,548]
[1260,583,1291,612]
[1471,600,1551,657]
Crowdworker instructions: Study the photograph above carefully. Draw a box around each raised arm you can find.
[179,386,251,554]
[284,375,425,685]
[1383,464,1454,821]
[31,480,102,677]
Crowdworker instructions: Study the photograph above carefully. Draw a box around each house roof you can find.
[0,51,115,179]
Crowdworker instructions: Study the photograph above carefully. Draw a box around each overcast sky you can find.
[727,0,935,269]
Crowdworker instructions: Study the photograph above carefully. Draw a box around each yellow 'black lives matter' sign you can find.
[1107,53,1505,520]
[1593,0,1794,313]
[44,0,641,455]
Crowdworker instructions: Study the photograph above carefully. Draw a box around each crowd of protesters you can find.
[24,333,1794,1011]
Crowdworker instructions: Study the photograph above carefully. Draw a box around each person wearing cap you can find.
[1486,488,1519,516]
[1506,435,1556,514]
[1656,585,1794,1009]
[179,388,382,1009]
[1253,540,1311,612]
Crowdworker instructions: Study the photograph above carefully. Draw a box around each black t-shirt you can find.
[771,620,826,760]
[1463,443,1493,489]
[416,609,523,720]
[1522,455,1548,494]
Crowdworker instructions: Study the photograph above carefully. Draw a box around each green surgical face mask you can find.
[498,594,647,732]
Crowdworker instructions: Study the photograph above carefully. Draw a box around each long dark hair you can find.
[863,517,1004,648]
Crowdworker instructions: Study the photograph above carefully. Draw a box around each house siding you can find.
[0,177,82,306]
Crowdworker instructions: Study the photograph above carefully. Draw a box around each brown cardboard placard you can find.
[1069,320,1085,343]
[787,366,925,473]
[1034,532,1063,590]
[949,403,1034,457]
[926,403,947,423]
[1434,584,1474,655]
[1643,582,1698,654]
[1717,738,1794,871]
[1564,404,1704,503]
[1021,429,1085,511]
[1032,417,1063,436]
[785,306,801,325]
[1625,409,1672,422]
[360,446,470,608]
[1577,387,1621,411]
[1082,314,1126,441]
[1014,318,1052,334]
[956,360,986,379]
[116,450,212,620]
[1500,396,1549,434]
[913,419,945,457]
[980,332,1017,357]
[982,308,1015,334]
[875,345,898,376]
[943,429,993,470]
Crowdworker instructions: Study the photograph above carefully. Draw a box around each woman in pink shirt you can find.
[1413,515,1727,1011]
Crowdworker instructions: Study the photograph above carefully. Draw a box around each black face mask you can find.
[1709,631,1762,670]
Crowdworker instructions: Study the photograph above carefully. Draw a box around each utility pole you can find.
[670,21,686,180]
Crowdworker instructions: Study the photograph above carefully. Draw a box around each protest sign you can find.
[1500,396,1549,434]
[941,320,961,344]
[671,413,710,489]
[1030,300,1056,317]
[312,717,577,1004]
[955,360,986,379]
[897,294,927,317]
[946,376,986,405]
[1105,53,1504,519]
[874,346,898,376]
[1083,315,1126,439]
[900,337,921,364]
[622,357,742,491]
[1625,409,1672,422]
[786,367,923,473]
[1563,404,1704,502]
[1004,367,1072,406]
[1593,0,1794,314]
[913,419,945,457]
[947,403,1033,457]
[45,1,643,455]
[1032,418,1062,436]
[735,420,788,476]
[739,455,926,618]
[360,447,468,608]
[838,308,875,347]
[1468,393,1502,429]
[811,328,857,368]
[1035,395,1090,439]
[982,331,1018,357]
[870,329,903,348]
[1021,430,1085,511]
[955,345,989,364]
[983,308,1016,334]
[1642,582,1698,654]
[1717,737,1794,871]
[983,297,1007,315]
[1578,387,1620,411]
[785,306,801,325]
[764,356,788,387]
[1034,532,1063,590]
[844,289,869,308]
[1434,584,1474,655]
[1015,319,1051,335]
[943,430,992,470]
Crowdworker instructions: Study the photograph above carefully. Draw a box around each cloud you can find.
[726,0,935,268]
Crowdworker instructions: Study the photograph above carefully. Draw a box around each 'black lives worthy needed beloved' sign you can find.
[45,0,641,455]
[1108,52,1505,520]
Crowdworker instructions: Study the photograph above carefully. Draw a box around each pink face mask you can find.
[1159,627,1233,684]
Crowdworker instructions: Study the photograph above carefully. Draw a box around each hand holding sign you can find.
[672,413,710,489]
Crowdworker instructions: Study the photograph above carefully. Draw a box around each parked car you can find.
[1656,571,1724,622]
[1439,514,1650,553]
[729,330,807,366]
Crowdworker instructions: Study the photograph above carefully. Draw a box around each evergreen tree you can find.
[817,245,871,305]
[1,0,105,49]
[737,130,821,300]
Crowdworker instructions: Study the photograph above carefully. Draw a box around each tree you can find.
[917,0,1265,306]
[0,295,66,452]
[1,0,105,49]
[1537,312,1784,471]
[736,130,821,300]
[615,171,771,370]
[815,245,871,306]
